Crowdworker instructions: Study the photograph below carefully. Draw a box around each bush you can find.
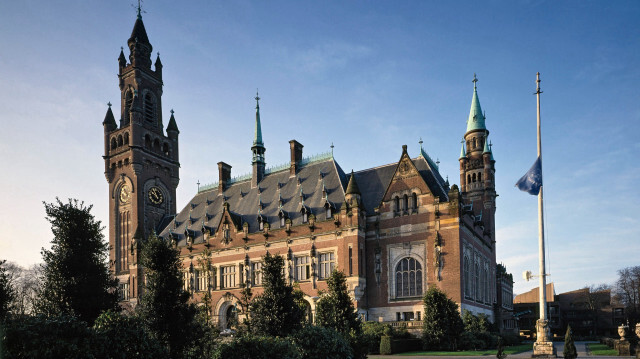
[361,321,389,354]
[289,325,352,359]
[93,310,169,359]
[500,334,521,346]
[380,335,392,355]
[213,334,300,359]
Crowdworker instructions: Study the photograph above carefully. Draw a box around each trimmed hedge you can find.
[380,336,422,354]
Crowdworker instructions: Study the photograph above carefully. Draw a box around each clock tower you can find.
[102,10,180,305]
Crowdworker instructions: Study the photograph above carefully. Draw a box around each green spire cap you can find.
[253,91,264,146]
[466,74,486,132]
[167,109,179,133]
[103,102,117,130]
[483,134,491,154]
[459,140,466,159]
[346,170,360,195]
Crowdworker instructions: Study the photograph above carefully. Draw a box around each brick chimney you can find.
[289,140,303,176]
[217,162,231,193]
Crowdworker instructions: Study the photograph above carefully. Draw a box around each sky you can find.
[0,0,639,296]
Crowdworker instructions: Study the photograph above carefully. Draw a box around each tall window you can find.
[463,255,470,298]
[124,90,133,123]
[326,206,332,219]
[252,262,262,286]
[194,270,207,292]
[119,282,130,301]
[395,257,423,298]
[294,256,311,281]
[394,196,400,212]
[412,193,418,209]
[403,194,408,212]
[318,252,336,279]
[474,262,479,300]
[144,92,156,123]
[302,210,308,223]
[221,265,236,289]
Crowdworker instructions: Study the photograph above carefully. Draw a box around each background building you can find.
[104,13,513,329]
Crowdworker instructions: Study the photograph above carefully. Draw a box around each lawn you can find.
[587,343,618,356]
[398,343,532,356]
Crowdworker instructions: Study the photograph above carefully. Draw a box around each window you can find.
[394,196,400,212]
[474,262,479,300]
[463,256,470,298]
[478,172,482,182]
[294,256,311,281]
[124,90,133,123]
[144,92,156,123]
[318,252,336,279]
[258,219,264,231]
[326,206,332,219]
[302,211,308,223]
[221,265,236,289]
[395,257,423,298]
[348,246,353,276]
[194,270,207,292]
[119,282,130,301]
[412,193,418,209]
[403,194,408,212]
[252,262,263,286]
[280,215,285,227]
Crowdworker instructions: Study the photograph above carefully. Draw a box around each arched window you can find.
[153,139,160,152]
[472,173,476,183]
[467,174,471,184]
[117,135,123,147]
[124,132,129,145]
[111,138,117,150]
[124,90,133,124]
[403,194,408,212]
[412,193,418,209]
[474,262,479,300]
[463,256,470,298]
[162,143,169,156]
[259,220,264,231]
[302,210,308,224]
[325,205,332,220]
[478,172,482,182]
[473,138,477,148]
[394,196,400,212]
[144,92,156,124]
[144,135,151,148]
[280,215,285,227]
[395,257,423,298]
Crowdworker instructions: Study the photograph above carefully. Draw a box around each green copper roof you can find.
[466,75,486,132]
[483,135,491,154]
[459,141,466,159]
[167,109,179,132]
[253,92,264,147]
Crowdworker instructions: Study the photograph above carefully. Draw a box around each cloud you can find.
[291,42,372,74]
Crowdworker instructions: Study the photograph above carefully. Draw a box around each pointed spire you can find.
[167,109,179,133]
[466,73,486,132]
[345,170,361,195]
[155,52,163,70]
[489,141,495,161]
[118,47,127,68]
[483,133,491,154]
[253,90,263,146]
[103,102,117,130]
[459,139,466,159]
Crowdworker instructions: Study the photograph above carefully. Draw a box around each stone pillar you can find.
[532,319,556,357]
[616,324,631,356]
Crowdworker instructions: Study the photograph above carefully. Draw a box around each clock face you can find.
[119,185,131,203]
[148,186,164,205]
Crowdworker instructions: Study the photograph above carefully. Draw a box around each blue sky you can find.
[1,1,638,295]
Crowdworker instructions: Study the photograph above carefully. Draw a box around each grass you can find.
[587,343,617,356]
[398,343,532,356]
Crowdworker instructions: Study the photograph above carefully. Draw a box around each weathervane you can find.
[133,0,146,18]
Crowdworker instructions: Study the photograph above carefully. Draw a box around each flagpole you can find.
[533,72,554,357]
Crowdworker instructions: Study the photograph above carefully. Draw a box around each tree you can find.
[138,233,209,358]
[250,252,305,337]
[35,199,118,324]
[315,270,360,335]
[581,284,611,336]
[563,325,577,359]
[3,262,42,316]
[0,260,15,322]
[422,285,463,351]
[615,266,640,326]
[290,325,353,359]
[93,310,169,359]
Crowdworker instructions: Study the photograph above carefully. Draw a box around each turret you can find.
[345,170,361,207]
[166,109,179,161]
[127,8,152,69]
[251,92,266,187]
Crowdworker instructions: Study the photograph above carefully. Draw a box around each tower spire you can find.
[466,73,486,132]
[251,90,266,187]
[254,90,263,146]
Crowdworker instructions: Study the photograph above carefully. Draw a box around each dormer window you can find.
[280,216,285,227]
[302,210,308,224]
[258,216,264,231]
[326,206,332,219]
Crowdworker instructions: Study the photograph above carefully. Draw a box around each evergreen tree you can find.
[35,199,118,324]
[563,324,577,359]
[139,233,211,358]
[0,260,15,321]
[315,270,360,335]
[422,285,463,350]
[250,252,305,337]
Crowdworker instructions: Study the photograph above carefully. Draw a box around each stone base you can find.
[616,341,631,356]
[532,341,557,358]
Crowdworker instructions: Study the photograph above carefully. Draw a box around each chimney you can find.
[289,140,303,176]
[217,162,232,193]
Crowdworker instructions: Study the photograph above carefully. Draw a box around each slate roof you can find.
[159,151,449,247]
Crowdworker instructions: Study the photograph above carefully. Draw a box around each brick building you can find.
[103,13,511,329]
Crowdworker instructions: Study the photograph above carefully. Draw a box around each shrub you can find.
[93,310,169,359]
[361,321,389,354]
[289,325,352,359]
[213,334,300,359]
[563,325,577,359]
[380,335,393,355]
[422,285,463,350]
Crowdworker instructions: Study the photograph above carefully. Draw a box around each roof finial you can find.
[419,137,423,150]
[136,0,143,19]
[330,142,334,156]
[472,73,478,89]
[197,180,200,192]
[255,89,260,110]
[170,109,174,115]
[107,102,112,108]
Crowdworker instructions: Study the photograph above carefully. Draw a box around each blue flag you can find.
[515,157,542,195]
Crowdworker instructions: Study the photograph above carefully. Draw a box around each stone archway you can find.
[214,293,240,330]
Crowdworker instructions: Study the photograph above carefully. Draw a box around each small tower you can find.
[251,92,266,187]
[459,74,496,233]
[345,170,361,208]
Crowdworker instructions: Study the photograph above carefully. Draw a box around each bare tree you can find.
[581,284,611,336]
[3,262,42,316]
[614,266,640,326]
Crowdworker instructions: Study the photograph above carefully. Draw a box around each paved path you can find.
[368,341,633,359]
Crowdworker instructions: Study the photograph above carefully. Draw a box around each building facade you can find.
[104,14,510,328]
